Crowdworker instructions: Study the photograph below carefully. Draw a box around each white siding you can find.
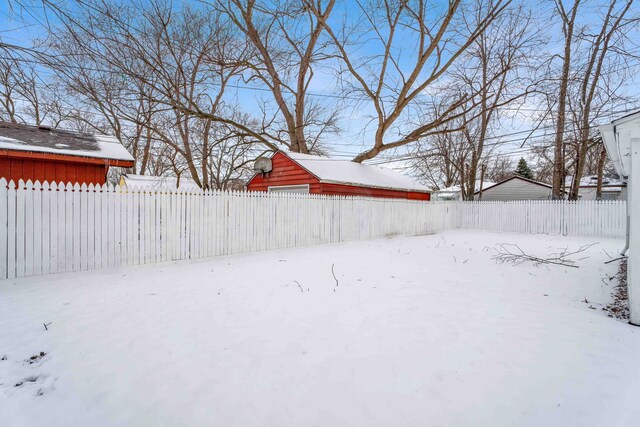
[476,178,551,201]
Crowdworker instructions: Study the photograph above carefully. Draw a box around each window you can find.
[267,184,310,194]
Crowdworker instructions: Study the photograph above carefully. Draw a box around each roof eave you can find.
[0,148,134,167]
[319,179,431,193]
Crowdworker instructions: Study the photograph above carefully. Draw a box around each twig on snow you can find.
[43,322,52,331]
[605,256,627,264]
[331,264,339,287]
[294,281,304,293]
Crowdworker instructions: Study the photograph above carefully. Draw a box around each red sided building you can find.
[247,151,431,201]
[0,122,134,185]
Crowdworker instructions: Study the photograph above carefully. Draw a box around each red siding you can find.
[246,152,430,201]
[0,157,109,185]
[320,183,430,200]
[408,191,430,201]
[247,152,322,193]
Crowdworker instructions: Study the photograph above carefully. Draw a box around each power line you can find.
[363,116,621,167]
[366,146,552,173]
[2,53,639,113]
[3,57,638,164]
[6,89,636,164]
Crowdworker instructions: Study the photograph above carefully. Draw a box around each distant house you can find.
[247,151,431,200]
[473,175,552,201]
[119,173,200,191]
[564,175,626,200]
[0,122,134,185]
[433,181,496,201]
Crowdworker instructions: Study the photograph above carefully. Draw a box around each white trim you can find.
[629,137,640,325]
[267,184,310,194]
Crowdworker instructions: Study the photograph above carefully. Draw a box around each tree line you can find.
[1,0,638,198]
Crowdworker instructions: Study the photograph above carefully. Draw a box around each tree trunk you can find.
[478,163,486,201]
[139,127,152,175]
[568,130,591,200]
[595,144,607,199]
[552,0,580,199]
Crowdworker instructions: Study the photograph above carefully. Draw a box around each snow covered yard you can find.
[1,230,638,427]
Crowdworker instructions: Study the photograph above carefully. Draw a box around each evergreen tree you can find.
[515,158,534,180]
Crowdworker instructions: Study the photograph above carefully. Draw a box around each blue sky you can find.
[1,0,639,169]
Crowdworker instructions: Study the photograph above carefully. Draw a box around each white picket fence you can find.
[0,178,627,280]
[452,200,627,238]
[0,179,452,280]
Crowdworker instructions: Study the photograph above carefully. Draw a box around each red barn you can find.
[247,151,431,200]
[0,122,134,185]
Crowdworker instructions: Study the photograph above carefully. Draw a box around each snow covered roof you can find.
[564,175,625,190]
[435,181,496,194]
[0,122,134,163]
[121,174,200,190]
[282,151,431,193]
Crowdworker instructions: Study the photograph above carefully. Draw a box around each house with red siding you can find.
[0,122,134,185]
[247,151,431,200]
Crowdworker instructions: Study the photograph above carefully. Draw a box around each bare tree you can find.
[0,56,20,123]
[41,1,263,188]
[411,129,469,190]
[210,0,340,153]
[548,0,636,200]
[0,52,77,128]
[550,0,581,199]
[456,4,539,199]
[529,144,556,183]
[484,154,515,183]
[411,2,538,198]
[0,56,47,125]
[565,0,635,200]
[594,141,609,199]
[307,0,511,163]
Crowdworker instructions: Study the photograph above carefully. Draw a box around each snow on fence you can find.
[0,178,627,280]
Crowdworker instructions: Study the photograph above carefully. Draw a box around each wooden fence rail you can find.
[0,178,627,279]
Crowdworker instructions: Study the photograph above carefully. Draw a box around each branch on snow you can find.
[489,243,598,268]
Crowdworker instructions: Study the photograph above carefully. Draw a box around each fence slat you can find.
[0,178,7,280]
[0,180,628,280]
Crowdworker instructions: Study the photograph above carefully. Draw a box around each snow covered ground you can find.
[1,230,638,427]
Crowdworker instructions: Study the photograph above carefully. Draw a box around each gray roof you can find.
[0,121,134,162]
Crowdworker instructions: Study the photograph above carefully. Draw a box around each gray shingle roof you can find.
[0,122,134,162]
